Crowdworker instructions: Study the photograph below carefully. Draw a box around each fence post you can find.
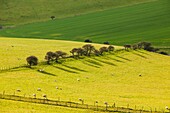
[3,90,5,95]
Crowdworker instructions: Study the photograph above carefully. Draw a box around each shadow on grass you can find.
[37,70,57,76]
[0,65,29,73]
[52,65,79,74]
[91,58,117,66]
[85,59,103,67]
[132,51,147,59]
[62,64,87,72]
[115,55,132,61]
[105,56,125,63]
[82,61,100,68]
[136,50,150,55]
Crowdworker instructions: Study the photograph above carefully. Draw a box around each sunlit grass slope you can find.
[0,0,169,49]
[0,37,170,112]
[0,100,103,113]
[0,0,153,26]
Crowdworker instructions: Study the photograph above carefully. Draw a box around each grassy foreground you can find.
[0,0,154,26]
[0,99,104,113]
[0,0,169,50]
[0,37,170,112]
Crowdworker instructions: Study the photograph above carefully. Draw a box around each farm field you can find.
[0,0,154,26]
[0,37,170,112]
[0,99,102,113]
[0,0,169,51]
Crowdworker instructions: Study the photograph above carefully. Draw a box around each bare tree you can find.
[51,16,55,20]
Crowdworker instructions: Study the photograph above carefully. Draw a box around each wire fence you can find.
[0,93,168,113]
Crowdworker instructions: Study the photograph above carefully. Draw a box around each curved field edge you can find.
[0,37,170,112]
[0,0,155,26]
[0,0,169,50]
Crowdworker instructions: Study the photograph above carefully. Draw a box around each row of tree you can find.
[26,44,115,67]
[26,42,168,67]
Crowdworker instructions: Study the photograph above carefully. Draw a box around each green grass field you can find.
[0,0,169,50]
[0,0,153,26]
[0,37,170,112]
[0,99,104,113]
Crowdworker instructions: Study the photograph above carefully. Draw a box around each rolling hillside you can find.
[0,37,170,112]
[0,0,153,26]
[0,0,169,52]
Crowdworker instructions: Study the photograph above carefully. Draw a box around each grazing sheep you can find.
[38,69,44,72]
[77,78,80,81]
[33,94,36,98]
[166,106,168,109]
[139,74,142,77]
[56,86,59,89]
[37,88,41,91]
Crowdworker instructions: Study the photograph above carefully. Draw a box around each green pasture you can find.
[0,0,169,50]
[0,0,153,26]
[0,37,170,112]
[0,99,103,113]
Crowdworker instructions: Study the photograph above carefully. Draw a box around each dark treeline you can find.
[26,42,168,67]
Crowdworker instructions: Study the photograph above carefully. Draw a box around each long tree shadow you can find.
[136,50,150,55]
[52,65,79,74]
[37,70,57,76]
[82,61,100,68]
[85,59,103,67]
[91,58,117,66]
[0,65,29,74]
[115,55,132,61]
[105,56,125,63]
[131,51,147,59]
[62,64,88,72]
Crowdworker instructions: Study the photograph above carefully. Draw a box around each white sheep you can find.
[37,88,41,91]
[77,78,80,81]
[33,94,36,98]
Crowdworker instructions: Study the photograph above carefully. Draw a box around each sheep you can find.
[77,78,80,81]
[56,86,59,89]
[33,94,36,98]
[37,88,41,91]
[38,69,44,72]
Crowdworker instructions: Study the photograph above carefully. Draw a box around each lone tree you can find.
[26,56,38,67]
[84,39,92,43]
[103,41,110,45]
[82,44,95,56]
[50,16,55,20]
